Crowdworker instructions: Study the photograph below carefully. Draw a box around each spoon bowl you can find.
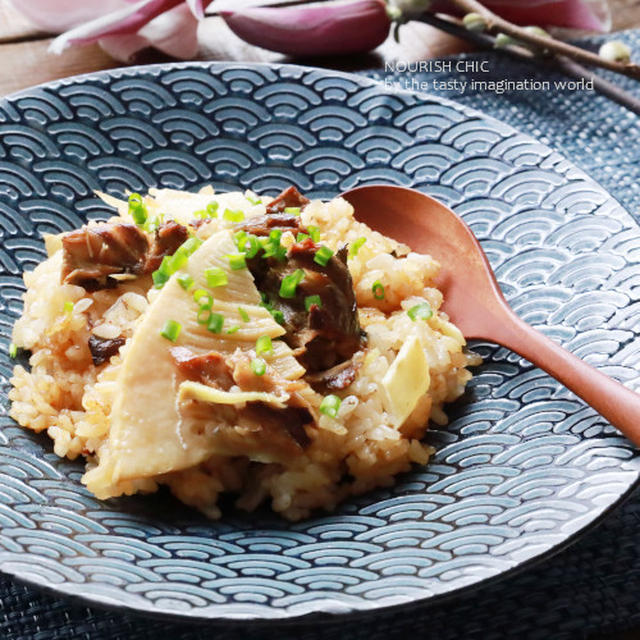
[341,184,640,444]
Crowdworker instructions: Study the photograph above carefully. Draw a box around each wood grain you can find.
[0,0,639,97]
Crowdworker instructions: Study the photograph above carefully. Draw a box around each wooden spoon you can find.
[341,184,640,443]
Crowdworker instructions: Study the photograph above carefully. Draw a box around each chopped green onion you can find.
[197,308,212,325]
[193,209,207,219]
[319,394,341,418]
[246,195,262,205]
[128,193,147,226]
[223,208,244,222]
[170,250,188,272]
[269,229,283,242]
[63,301,74,313]
[279,269,305,299]
[207,313,224,334]
[226,253,247,270]
[255,335,273,356]
[8,342,17,359]
[234,230,247,249]
[160,319,181,342]
[348,237,367,258]
[180,237,202,257]
[284,206,301,215]
[205,267,228,288]
[250,357,266,376]
[207,201,219,217]
[226,325,240,335]
[314,246,333,267]
[271,309,285,324]
[152,255,172,289]
[305,295,322,311]
[296,232,309,242]
[238,307,250,322]
[372,281,385,300]
[177,273,194,291]
[408,302,433,322]
[193,289,213,310]
[242,235,260,259]
[307,226,321,243]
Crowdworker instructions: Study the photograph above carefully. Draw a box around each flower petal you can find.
[8,0,129,33]
[49,0,182,54]
[99,3,200,61]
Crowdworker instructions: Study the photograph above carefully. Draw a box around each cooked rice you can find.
[9,187,480,520]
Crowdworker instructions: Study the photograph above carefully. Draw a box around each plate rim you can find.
[1,59,639,623]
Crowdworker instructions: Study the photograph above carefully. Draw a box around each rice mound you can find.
[9,187,480,521]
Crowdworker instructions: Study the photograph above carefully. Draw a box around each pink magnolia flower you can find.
[10,0,608,62]
[9,0,211,61]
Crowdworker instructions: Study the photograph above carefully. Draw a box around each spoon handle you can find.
[494,309,640,443]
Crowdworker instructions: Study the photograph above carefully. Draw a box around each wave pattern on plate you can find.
[0,62,638,621]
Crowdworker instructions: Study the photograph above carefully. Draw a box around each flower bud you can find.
[599,40,631,63]
[462,12,486,33]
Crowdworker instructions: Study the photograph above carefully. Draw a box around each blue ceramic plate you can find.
[0,62,638,621]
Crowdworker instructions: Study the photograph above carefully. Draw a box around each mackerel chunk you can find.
[61,221,188,290]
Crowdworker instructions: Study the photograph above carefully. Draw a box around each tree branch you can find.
[412,12,640,118]
[442,0,640,79]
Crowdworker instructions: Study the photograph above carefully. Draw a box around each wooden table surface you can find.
[1,1,640,638]
[1,0,640,97]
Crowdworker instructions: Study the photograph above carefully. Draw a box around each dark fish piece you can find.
[238,213,304,237]
[246,234,365,373]
[265,185,310,214]
[62,223,149,290]
[88,335,125,366]
[244,404,312,449]
[306,355,362,393]
[171,347,235,390]
[171,347,313,450]
[61,221,189,290]
[145,221,189,272]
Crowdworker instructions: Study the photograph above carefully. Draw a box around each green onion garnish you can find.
[180,237,203,257]
[207,313,224,334]
[307,226,320,243]
[250,358,266,376]
[348,237,367,258]
[160,319,181,342]
[255,335,273,356]
[243,235,260,259]
[319,394,341,418]
[63,301,74,313]
[205,267,228,288]
[271,309,285,324]
[8,342,17,359]
[284,206,301,215]
[226,325,240,334]
[207,201,219,217]
[193,289,213,310]
[279,269,305,299]
[152,255,172,289]
[197,308,212,325]
[372,281,385,300]
[170,250,188,272]
[238,307,250,322]
[314,246,333,267]
[227,253,247,270]
[407,302,432,322]
[128,193,147,226]
[296,232,309,242]
[223,208,244,222]
[269,229,283,242]
[305,295,322,311]
[193,209,207,219]
[246,195,261,205]
[177,273,194,291]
